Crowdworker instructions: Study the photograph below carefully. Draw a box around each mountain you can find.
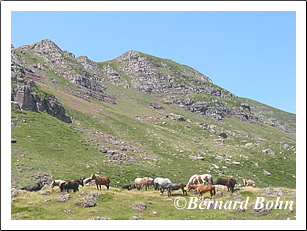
[11,39,296,191]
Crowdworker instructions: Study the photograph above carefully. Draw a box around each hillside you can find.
[10,39,296,219]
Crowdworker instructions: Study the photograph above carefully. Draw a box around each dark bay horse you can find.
[160,183,187,196]
[60,179,84,192]
[90,174,110,190]
[21,181,44,191]
[214,177,236,193]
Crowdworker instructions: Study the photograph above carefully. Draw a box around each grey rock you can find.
[131,203,147,210]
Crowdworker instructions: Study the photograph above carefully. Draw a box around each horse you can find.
[160,183,187,196]
[214,177,228,186]
[187,174,202,188]
[214,177,236,193]
[199,174,214,185]
[227,177,236,193]
[187,184,216,200]
[83,177,94,185]
[243,179,256,187]
[61,180,80,192]
[153,177,172,190]
[134,177,154,190]
[134,178,143,190]
[121,184,137,190]
[21,181,44,191]
[50,180,65,188]
[90,174,110,190]
[73,178,84,187]
[140,177,154,191]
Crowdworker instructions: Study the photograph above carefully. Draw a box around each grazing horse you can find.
[187,174,202,188]
[90,174,110,190]
[243,179,256,187]
[199,174,214,185]
[134,178,143,190]
[21,181,44,191]
[134,177,154,190]
[83,177,94,185]
[154,177,172,190]
[121,184,132,190]
[214,177,236,193]
[50,180,65,188]
[160,183,187,196]
[140,177,154,191]
[187,184,216,200]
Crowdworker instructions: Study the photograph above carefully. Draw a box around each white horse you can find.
[50,180,65,188]
[154,177,172,190]
[83,177,94,185]
[187,174,202,188]
[199,174,213,185]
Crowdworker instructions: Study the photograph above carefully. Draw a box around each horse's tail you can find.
[213,187,216,196]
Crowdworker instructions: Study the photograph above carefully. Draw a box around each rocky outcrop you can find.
[111,50,229,96]
[14,39,114,104]
[11,46,72,123]
[11,82,72,123]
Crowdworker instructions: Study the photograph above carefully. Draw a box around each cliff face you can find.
[11,42,72,123]
[11,39,295,132]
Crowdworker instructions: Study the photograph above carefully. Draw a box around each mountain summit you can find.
[11,39,295,132]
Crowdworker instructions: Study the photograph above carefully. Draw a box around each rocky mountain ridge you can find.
[11,39,295,133]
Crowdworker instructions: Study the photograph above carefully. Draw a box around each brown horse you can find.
[243,179,256,187]
[214,177,236,193]
[140,177,154,191]
[134,177,154,190]
[187,184,216,199]
[90,174,110,190]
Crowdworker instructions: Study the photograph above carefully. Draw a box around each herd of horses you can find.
[49,174,110,193]
[120,174,251,199]
[24,172,255,200]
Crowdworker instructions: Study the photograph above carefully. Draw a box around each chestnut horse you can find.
[187,184,216,199]
[243,179,256,187]
[134,177,154,190]
[90,174,110,190]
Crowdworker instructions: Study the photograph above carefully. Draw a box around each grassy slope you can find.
[11,185,296,220]
[11,50,296,220]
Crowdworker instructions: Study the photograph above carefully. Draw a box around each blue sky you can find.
[11,11,297,113]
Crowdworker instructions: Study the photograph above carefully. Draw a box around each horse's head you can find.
[50,180,55,188]
[90,174,95,180]
[78,179,84,187]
